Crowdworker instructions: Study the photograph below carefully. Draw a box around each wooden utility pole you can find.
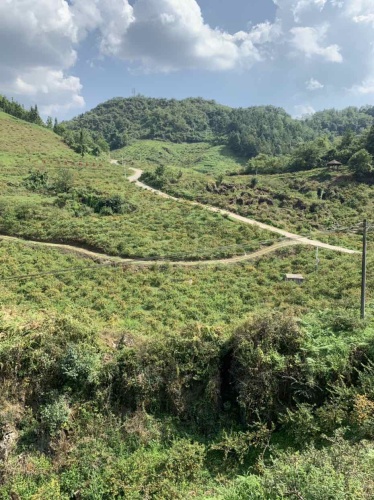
[361,219,368,319]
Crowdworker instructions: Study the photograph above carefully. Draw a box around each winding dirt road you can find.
[127,167,359,255]
[0,164,358,268]
[0,234,299,267]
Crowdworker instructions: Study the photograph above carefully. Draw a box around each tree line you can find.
[0,94,110,157]
[246,125,374,180]
[0,94,44,126]
[64,95,374,156]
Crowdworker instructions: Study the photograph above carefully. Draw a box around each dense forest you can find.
[65,96,374,156]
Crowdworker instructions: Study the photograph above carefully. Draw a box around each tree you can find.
[46,116,53,129]
[348,149,373,179]
[28,104,43,126]
[78,128,88,157]
[366,124,374,156]
[54,168,75,193]
[53,118,59,133]
[290,141,324,171]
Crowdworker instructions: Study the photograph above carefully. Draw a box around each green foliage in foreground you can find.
[0,239,373,497]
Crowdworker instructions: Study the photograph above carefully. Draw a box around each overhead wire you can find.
[0,238,287,283]
[0,218,367,284]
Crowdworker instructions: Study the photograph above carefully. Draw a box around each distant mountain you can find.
[65,96,374,156]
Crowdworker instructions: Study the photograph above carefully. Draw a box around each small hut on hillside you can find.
[327,159,342,170]
[285,274,305,285]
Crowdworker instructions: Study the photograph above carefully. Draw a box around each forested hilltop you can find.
[65,96,374,155]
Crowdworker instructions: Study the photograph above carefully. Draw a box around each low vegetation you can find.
[1,100,374,498]
[114,136,373,242]
[0,112,276,260]
[0,238,373,498]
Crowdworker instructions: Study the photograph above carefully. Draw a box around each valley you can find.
[0,97,373,499]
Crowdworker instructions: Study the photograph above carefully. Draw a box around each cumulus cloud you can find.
[0,0,84,116]
[272,0,374,111]
[84,0,281,72]
[2,0,374,116]
[351,79,374,95]
[348,0,374,27]
[306,78,324,90]
[290,25,343,62]
[292,0,328,22]
[294,104,316,117]
[0,0,283,113]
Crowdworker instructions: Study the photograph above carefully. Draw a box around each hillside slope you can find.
[0,111,76,163]
[1,109,374,499]
[114,138,373,247]
[0,112,277,259]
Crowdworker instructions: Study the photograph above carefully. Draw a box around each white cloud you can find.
[294,104,316,117]
[12,69,84,115]
[0,0,84,116]
[351,79,374,95]
[306,78,324,90]
[292,0,328,22]
[290,25,343,62]
[2,0,374,116]
[87,0,281,72]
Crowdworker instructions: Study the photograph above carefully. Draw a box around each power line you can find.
[0,239,286,283]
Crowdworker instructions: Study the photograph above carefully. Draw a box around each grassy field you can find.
[0,114,277,259]
[0,237,373,498]
[114,139,372,249]
[1,119,374,498]
[0,239,370,337]
[113,139,245,175]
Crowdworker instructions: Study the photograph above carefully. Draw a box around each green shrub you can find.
[260,435,374,499]
[40,396,71,436]
[59,344,102,390]
[230,312,304,424]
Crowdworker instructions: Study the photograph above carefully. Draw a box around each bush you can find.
[24,169,49,191]
[40,396,71,436]
[112,325,224,425]
[53,168,75,193]
[59,344,102,391]
[230,312,304,424]
[260,435,374,499]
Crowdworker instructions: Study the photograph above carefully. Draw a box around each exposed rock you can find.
[0,424,17,462]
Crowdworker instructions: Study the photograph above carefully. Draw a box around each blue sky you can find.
[1,0,374,119]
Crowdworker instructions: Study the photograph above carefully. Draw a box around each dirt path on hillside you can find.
[125,166,359,255]
[0,163,357,267]
[0,234,299,267]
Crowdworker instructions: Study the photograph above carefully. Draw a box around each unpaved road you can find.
[0,234,299,267]
[127,166,359,255]
[0,164,358,268]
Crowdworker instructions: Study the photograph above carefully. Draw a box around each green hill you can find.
[0,111,77,163]
[114,139,246,175]
[65,96,314,154]
[65,96,374,160]
[0,111,276,260]
[1,107,374,499]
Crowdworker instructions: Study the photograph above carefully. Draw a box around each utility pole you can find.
[361,219,368,320]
